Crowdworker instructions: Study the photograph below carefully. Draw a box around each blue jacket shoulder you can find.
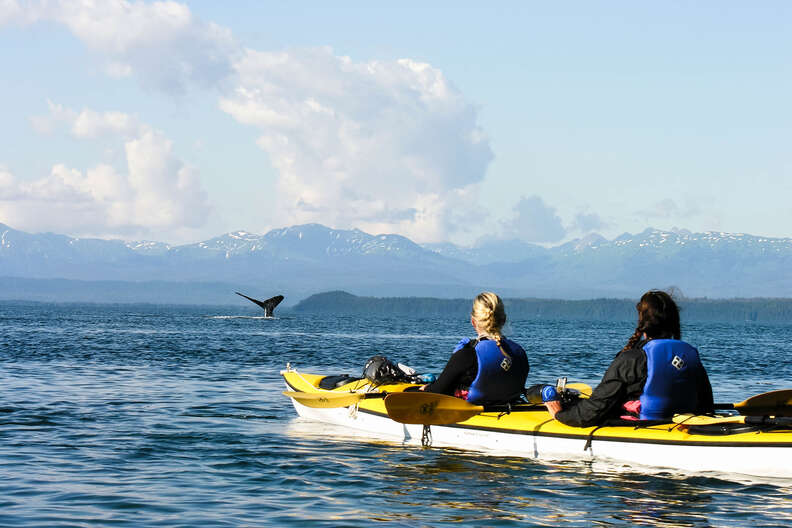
[453,337,474,352]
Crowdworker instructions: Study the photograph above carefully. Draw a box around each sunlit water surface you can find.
[1,302,791,526]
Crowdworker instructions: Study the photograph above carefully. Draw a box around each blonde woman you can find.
[420,292,530,405]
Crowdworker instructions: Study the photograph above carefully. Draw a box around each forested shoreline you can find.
[293,291,792,323]
[3,283,792,323]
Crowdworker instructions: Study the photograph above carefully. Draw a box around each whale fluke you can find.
[235,292,284,317]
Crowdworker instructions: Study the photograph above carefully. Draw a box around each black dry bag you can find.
[363,355,417,384]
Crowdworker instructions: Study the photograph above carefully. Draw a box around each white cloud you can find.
[124,128,208,227]
[9,0,238,93]
[569,210,608,234]
[220,47,493,242]
[32,100,141,138]
[1,104,210,237]
[12,3,495,242]
[500,195,566,243]
[0,0,23,25]
[105,61,133,78]
[0,166,21,200]
[72,108,141,138]
[30,100,77,134]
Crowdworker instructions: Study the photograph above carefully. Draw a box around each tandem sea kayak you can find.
[281,365,792,480]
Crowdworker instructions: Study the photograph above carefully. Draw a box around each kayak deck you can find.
[282,366,792,480]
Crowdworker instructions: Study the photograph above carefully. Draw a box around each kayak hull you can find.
[282,367,792,480]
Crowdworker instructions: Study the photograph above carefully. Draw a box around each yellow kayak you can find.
[282,365,792,480]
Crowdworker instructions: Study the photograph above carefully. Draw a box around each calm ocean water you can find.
[1,301,792,527]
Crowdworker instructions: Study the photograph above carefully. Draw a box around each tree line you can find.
[292,291,792,323]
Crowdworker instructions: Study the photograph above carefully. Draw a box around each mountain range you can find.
[1,222,791,303]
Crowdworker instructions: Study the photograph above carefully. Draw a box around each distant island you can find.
[292,291,792,323]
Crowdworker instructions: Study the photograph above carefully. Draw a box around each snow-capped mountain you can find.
[146,224,441,262]
[436,228,792,263]
[0,222,446,265]
[560,228,792,256]
[1,222,791,301]
[0,223,465,300]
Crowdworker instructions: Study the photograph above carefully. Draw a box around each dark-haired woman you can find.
[545,290,713,427]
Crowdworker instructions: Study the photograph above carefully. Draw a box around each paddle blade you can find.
[283,391,365,408]
[673,413,745,425]
[384,392,484,425]
[734,389,792,417]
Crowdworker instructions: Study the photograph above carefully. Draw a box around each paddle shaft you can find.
[674,413,792,426]
[745,415,792,427]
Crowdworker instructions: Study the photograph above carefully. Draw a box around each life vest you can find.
[464,337,529,405]
[639,339,703,420]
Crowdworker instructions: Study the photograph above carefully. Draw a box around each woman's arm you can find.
[695,363,715,414]
[422,345,477,396]
[552,349,646,427]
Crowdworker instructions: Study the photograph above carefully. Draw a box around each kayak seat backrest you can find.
[318,375,363,390]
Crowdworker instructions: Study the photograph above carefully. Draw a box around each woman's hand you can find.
[418,384,427,391]
[544,400,562,419]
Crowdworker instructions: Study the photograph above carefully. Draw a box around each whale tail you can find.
[236,292,284,317]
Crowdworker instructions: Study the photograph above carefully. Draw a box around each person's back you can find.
[421,292,530,405]
[639,338,711,420]
[466,336,529,405]
[546,290,713,426]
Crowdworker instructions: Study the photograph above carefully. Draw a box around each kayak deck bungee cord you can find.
[281,365,792,480]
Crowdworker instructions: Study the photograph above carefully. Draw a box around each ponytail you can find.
[471,292,506,340]
[621,290,682,353]
[619,328,643,354]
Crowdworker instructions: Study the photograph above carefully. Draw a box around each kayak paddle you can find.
[384,392,484,425]
[282,390,385,408]
[383,383,591,424]
[673,389,792,425]
[715,389,792,417]
[673,413,746,425]
[674,413,792,427]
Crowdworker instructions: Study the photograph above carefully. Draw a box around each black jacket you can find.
[555,345,714,427]
[423,343,478,396]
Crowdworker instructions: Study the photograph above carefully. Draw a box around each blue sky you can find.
[1,1,789,245]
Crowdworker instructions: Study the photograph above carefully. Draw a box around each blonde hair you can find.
[471,292,507,343]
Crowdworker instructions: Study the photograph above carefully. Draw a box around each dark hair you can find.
[620,290,681,353]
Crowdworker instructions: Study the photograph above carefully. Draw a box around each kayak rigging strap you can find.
[496,402,515,420]
[583,425,604,451]
[584,419,680,450]
[686,423,762,436]
[421,425,432,447]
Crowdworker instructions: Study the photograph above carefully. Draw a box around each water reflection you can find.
[282,419,792,526]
